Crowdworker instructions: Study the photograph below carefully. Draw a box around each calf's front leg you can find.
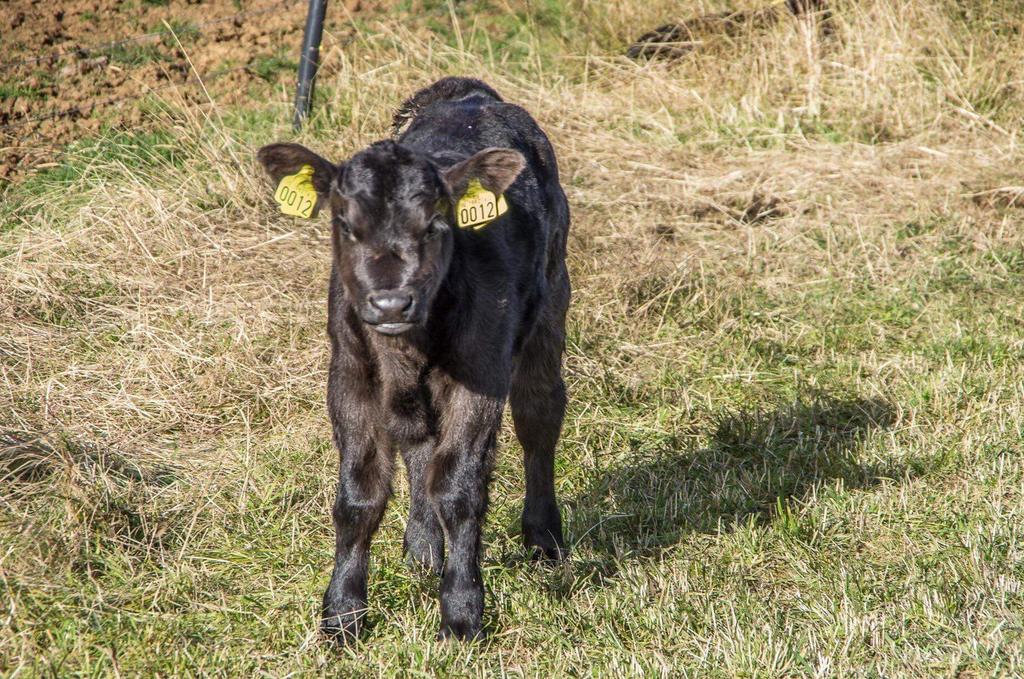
[321,423,393,643]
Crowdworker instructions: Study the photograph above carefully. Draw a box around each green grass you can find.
[157,20,202,46]
[0,82,48,101]
[4,0,1024,676]
[1,128,189,228]
[248,52,299,82]
[99,41,173,66]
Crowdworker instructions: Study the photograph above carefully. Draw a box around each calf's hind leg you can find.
[427,388,504,640]
[510,312,568,561]
[402,441,445,573]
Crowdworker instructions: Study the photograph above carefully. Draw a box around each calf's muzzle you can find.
[363,286,418,334]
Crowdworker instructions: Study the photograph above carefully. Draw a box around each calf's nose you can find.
[367,289,414,316]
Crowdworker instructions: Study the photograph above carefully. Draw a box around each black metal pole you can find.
[293,0,328,132]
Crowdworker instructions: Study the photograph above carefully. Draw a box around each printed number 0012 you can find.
[277,186,312,213]
[460,201,495,225]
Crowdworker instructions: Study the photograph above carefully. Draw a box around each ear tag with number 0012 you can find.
[274,164,318,218]
[456,179,508,229]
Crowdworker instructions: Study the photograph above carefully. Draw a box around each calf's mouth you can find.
[368,321,415,335]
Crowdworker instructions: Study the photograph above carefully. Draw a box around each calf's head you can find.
[258,140,524,335]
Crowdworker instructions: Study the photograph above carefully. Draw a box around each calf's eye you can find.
[424,218,446,240]
[335,218,354,241]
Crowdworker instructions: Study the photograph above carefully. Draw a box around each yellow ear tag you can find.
[274,164,318,218]
[456,179,508,230]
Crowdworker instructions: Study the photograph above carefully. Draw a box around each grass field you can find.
[3,0,1024,675]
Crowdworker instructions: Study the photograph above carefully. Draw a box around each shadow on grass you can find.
[0,429,178,486]
[1,429,185,574]
[561,395,902,584]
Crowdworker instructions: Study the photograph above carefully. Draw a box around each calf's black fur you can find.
[257,77,570,642]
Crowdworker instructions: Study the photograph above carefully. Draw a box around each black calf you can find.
[257,76,571,641]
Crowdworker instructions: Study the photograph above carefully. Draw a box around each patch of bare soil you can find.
[0,0,369,182]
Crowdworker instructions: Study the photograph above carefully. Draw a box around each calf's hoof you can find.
[523,523,567,563]
[403,525,444,576]
[405,550,443,576]
[438,582,483,641]
[437,617,483,641]
[320,604,366,645]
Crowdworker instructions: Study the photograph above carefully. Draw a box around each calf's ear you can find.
[441,147,525,198]
[256,142,338,198]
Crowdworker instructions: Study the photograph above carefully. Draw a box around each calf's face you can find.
[258,141,524,335]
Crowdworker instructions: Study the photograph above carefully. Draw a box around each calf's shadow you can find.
[560,395,902,582]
